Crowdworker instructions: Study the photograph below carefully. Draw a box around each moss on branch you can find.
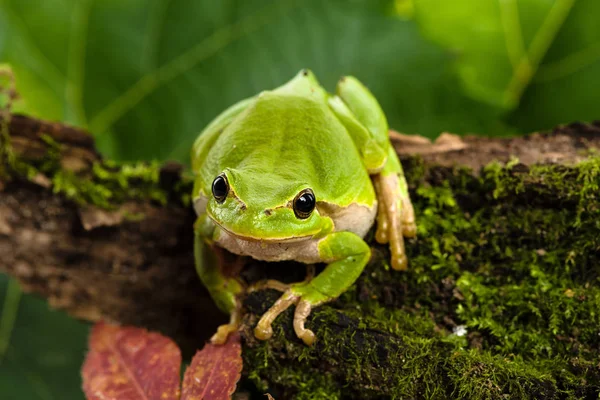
[2,112,600,399]
[241,154,600,399]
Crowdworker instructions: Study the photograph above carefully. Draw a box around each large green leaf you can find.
[509,0,600,131]
[0,0,504,163]
[414,0,600,131]
[0,274,88,400]
[2,1,600,398]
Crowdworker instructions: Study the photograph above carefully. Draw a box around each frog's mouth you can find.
[210,218,313,243]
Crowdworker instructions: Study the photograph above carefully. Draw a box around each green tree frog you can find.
[191,70,416,346]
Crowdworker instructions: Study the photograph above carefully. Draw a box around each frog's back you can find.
[200,82,374,209]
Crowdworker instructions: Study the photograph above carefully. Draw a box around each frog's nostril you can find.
[264,209,273,216]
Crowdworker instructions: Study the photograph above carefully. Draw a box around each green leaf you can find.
[413,0,600,131]
[0,274,88,400]
[509,0,600,131]
[0,0,505,163]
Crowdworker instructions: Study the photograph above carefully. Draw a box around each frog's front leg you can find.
[194,215,245,344]
[254,232,370,345]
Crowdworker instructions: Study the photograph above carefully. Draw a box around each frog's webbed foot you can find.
[253,288,317,346]
[373,173,416,271]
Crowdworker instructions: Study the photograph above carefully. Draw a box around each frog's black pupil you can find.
[294,190,315,218]
[212,175,228,202]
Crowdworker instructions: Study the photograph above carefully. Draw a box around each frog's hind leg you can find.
[332,75,416,270]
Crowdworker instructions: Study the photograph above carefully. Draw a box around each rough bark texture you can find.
[1,114,600,399]
[0,115,223,352]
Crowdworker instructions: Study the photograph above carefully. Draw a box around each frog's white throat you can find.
[211,220,313,244]
[214,227,322,263]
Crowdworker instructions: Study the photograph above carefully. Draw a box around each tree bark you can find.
[1,114,599,398]
[0,114,222,352]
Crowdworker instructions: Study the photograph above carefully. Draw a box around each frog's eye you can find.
[293,189,316,219]
[212,174,229,203]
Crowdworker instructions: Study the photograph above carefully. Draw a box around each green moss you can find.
[243,155,600,399]
[446,350,557,400]
[1,127,38,184]
[48,161,170,208]
[1,121,186,208]
[244,302,342,399]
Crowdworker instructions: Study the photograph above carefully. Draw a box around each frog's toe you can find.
[254,286,323,345]
[211,322,239,345]
[389,228,408,271]
[254,291,299,342]
[254,323,274,341]
[401,196,417,238]
[297,327,316,346]
[210,304,242,345]
[374,180,390,244]
[391,251,408,271]
[375,209,389,244]
[294,299,316,346]
[402,222,417,238]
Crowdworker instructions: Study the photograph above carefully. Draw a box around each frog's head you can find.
[203,168,333,242]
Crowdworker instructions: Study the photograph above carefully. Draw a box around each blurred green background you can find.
[1,0,599,398]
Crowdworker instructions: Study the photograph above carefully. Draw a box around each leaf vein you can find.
[141,0,172,71]
[503,0,577,108]
[498,0,527,70]
[0,1,66,100]
[107,336,150,400]
[65,0,93,126]
[89,0,299,135]
[535,41,600,82]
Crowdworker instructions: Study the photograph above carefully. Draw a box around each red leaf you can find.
[82,322,181,400]
[181,332,243,400]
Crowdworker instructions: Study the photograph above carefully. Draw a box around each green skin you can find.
[192,70,415,345]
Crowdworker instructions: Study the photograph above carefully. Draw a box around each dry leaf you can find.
[181,332,243,400]
[82,322,181,400]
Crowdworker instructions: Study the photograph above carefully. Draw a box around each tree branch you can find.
[0,114,222,351]
[1,114,599,398]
